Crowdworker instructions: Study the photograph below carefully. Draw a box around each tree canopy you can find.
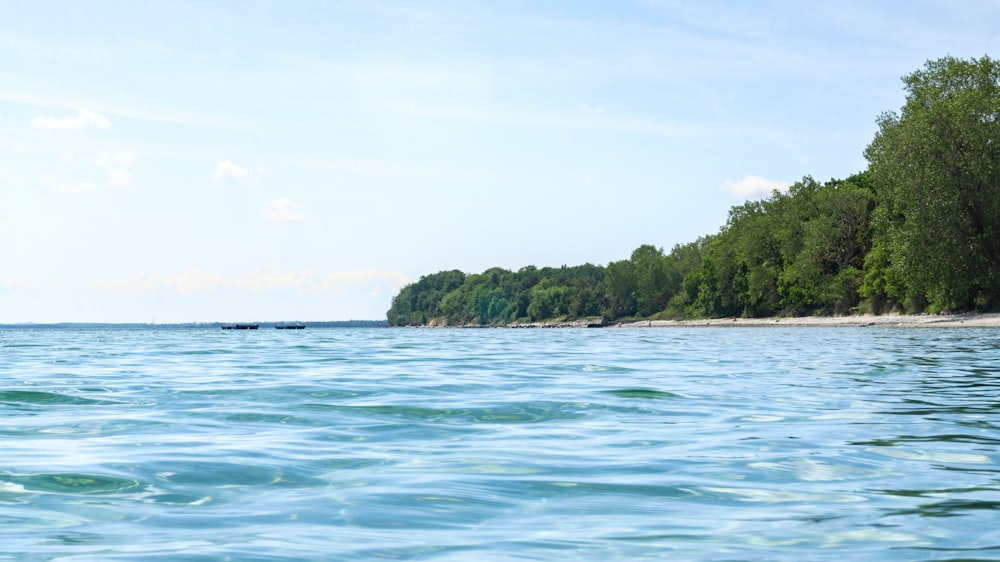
[387,56,1000,326]
[864,55,1000,311]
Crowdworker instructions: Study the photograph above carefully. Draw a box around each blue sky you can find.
[2,0,998,323]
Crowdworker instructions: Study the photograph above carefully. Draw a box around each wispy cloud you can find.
[721,176,790,199]
[576,101,605,114]
[43,151,134,193]
[2,89,248,131]
[92,150,135,188]
[263,197,305,223]
[321,269,412,295]
[31,107,111,130]
[85,267,412,297]
[58,180,95,194]
[232,267,314,293]
[0,275,37,291]
[381,100,767,140]
[213,160,250,182]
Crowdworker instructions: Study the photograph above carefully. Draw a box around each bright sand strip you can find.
[616,312,1000,328]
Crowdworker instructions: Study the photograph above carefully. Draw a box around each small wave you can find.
[864,448,992,464]
[1,472,145,495]
[0,390,118,406]
[702,485,868,504]
[300,402,586,424]
[582,365,636,373]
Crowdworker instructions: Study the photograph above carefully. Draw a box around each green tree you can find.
[779,176,873,314]
[630,245,671,317]
[865,55,1000,311]
[688,236,742,318]
[527,278,572,320]
[386,270,465,326]
[664,236,711,317]
[603,259,637,320]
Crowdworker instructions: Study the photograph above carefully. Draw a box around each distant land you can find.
[0,321,387,329]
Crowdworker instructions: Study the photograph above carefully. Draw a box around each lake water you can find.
[1,326,998,561]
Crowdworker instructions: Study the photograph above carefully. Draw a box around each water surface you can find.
[1,326,998,560]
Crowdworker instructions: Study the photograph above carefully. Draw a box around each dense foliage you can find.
[387,265,605,326]
[864,56,1000,312]
[387,56,1000,326]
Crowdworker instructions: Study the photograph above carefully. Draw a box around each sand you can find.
[613,312,1000,328]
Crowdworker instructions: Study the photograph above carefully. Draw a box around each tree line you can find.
[388,56,1000,326]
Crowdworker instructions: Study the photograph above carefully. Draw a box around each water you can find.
[1,326,999,561]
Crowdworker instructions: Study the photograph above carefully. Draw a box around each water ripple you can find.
[1,326,999,560]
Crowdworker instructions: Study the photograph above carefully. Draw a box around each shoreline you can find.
[489,312,1000,329]
[613,312,1000,328]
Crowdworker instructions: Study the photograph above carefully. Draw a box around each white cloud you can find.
[31,107,111,130]
[92,150,135,188]
[106,169,134,188]
[722,176,790,199]
[213,160,249,181]
[263,197,306,223]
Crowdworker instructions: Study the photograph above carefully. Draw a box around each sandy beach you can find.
[612,312,1000,328]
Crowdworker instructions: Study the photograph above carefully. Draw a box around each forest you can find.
[387,56,1000,327]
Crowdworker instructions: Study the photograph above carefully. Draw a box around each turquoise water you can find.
[1,326,999,561]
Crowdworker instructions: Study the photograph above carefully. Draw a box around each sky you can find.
[2,1,998,323]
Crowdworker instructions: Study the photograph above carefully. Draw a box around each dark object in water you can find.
[221,324,259,330]
[275,324,305,329]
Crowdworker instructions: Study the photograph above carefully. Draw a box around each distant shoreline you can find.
[0,320,387,329]
[21,315,992,330]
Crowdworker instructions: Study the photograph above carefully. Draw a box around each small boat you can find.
[221,324,259,330]
[276,324,305,329]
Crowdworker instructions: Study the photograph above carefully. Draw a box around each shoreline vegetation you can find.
[388,56,1000,329]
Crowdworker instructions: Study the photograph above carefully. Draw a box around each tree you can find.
[865,55,1000,311]
[664,236,711,317]
[630,245,671,317]
[603,259,637,320]
[386,270,465,326]
[781,176,873,314]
